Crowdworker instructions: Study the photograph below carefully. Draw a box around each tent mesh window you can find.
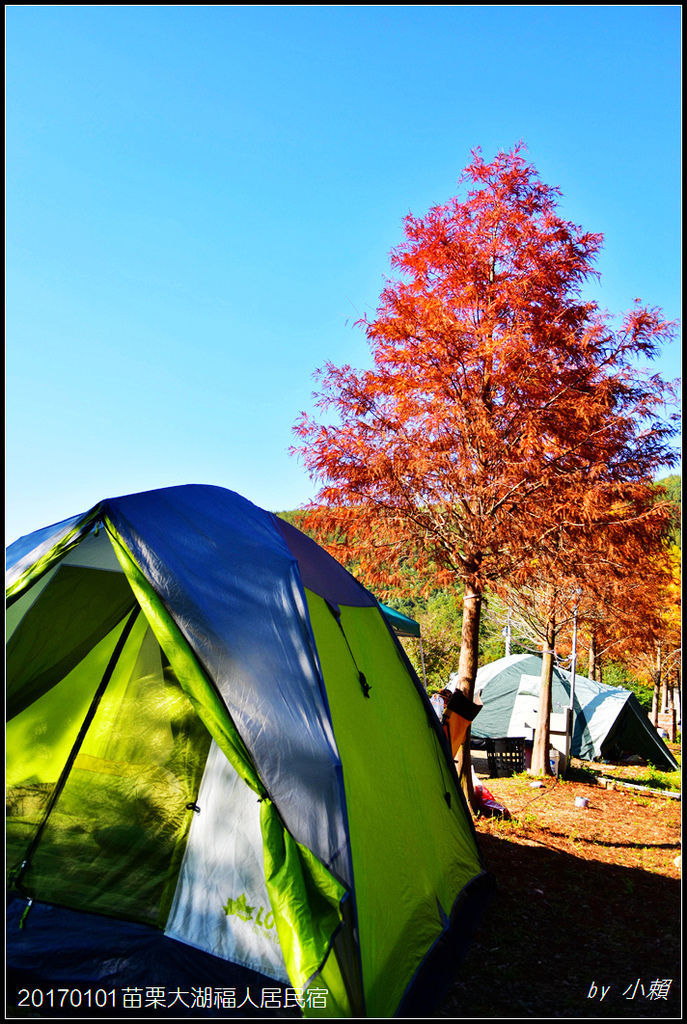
[485,737,526,778]
[7,609,212,928]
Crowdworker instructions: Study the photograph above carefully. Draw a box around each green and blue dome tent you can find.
[6,484,489,1018]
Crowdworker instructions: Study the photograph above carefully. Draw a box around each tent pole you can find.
[418,638,427,689]
[10,605,141,892]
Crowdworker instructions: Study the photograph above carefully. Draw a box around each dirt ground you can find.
[436,749,682,1019]
[7,749,680,1021]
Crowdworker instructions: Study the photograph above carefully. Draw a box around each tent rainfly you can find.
[465,654,678,772]
[6,484,489,1019]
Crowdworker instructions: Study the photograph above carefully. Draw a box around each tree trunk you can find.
[660,668,669,714]
[666,665,674,710]
[531,619,556,776]
[674,663,681,724]
[588,633,597,681]
[651,643,662,727]
[453,582,482,811]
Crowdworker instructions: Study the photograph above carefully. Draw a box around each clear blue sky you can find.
[6,5,682,544]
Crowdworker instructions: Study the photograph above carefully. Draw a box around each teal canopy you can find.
[379,602,421,638]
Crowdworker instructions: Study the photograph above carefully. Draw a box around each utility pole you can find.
[568,602,578,714]
[566,600,579,772]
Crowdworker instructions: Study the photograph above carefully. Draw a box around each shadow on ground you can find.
[437,833,681,1018]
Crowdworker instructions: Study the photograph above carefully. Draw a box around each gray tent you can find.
[466,654,678,771]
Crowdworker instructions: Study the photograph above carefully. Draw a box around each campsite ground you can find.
[437,745,682,1019]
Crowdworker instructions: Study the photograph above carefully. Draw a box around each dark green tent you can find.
[469,654,678,771]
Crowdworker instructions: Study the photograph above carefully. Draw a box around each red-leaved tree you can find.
[293,146,679,802]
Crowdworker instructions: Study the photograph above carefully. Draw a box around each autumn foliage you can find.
[293,145,680,789]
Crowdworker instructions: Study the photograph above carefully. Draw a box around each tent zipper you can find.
[325,603,372,699]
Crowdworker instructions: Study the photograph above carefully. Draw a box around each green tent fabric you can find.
[6,485,489,1018]
[467,654,678,771]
